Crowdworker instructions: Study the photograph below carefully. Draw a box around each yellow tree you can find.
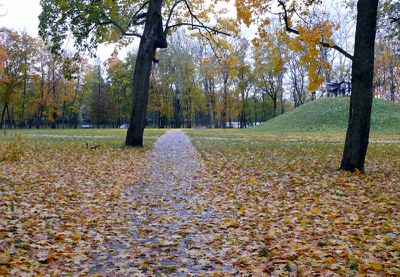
[218,42,238,128]
[374,34,400,102]
[253,25,287,114]
[199,50,220,127]
[231,36,253,128]
[236,0,380,172]
[105,54,135,126]
[0,28,27,128]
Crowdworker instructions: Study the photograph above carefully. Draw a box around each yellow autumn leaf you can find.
[0,249,11,264]
[55,233,66,241]
[325,257,335,263]
[72,234,82,241]
[289,242,297,250]
[310,207,321,214]
[369,260,383,271]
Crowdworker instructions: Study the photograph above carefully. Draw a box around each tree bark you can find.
[340,0,379,172]
[125,0,167,147]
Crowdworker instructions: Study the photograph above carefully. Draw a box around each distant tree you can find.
[374,34,399,102]
[198,49,219,128]
[253,27,286,115]
[380,0,400,40]
[15,32,37,128]
[0,28,25,128]
[87,61,117,127]
[105,53,135,126]
[374,0,400,102]
[64,57,92,128]
[39,0,228,146]
[156,31,195,128]
[233,37,253,128]
[286,50,308,107]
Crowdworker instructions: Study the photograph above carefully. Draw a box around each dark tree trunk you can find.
[1,104,6,129]
[125,0,167,147]
[272,97,277,117]
[278,73,284,114]
[340,0,379,172]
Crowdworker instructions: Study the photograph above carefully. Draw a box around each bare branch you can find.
[167,23,229,36]
[319,41,353,60]
[165,0,186,32]
[197,29,223,62]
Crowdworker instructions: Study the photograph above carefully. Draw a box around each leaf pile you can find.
[187,130,400,275]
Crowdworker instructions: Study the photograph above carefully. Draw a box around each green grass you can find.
[0,128,167,148]
[250,97,400,134]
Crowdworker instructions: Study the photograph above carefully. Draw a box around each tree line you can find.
[1,10,398,130]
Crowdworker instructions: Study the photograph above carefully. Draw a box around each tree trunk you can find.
[340,0,379,172]
[1,104,6,129]
[278,73,284,114]
[125,0,167,146]
[272,97,277,117]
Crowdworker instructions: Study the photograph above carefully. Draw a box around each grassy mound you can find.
[252,97,400,134]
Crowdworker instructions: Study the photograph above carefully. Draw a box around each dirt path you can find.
[90,130,239,276]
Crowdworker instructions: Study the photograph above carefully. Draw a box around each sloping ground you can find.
[252,97,400,134]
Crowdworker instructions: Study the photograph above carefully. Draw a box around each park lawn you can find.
[186,129,400,275]
[0,129,166,275]
[1,128,398,275]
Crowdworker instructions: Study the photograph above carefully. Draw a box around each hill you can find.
[252,97,400,134]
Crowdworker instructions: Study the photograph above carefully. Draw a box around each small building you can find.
[325,81,351,97]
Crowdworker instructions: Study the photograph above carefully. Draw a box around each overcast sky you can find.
[0,0,41,36]
[0,0,121,61]
[0,0,241,61]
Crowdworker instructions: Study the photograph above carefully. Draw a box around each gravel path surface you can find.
[90,130,239,276]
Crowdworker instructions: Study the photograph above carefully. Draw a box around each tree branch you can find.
[277,0,353,61]
[101,15,142,38]
[389,16,400,26]
[165,0,186,32]
[167,22,229,36]
[165,0,229,37]
[126,1,149,29]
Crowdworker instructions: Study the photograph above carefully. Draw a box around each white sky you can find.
[0,0,41,36]
[0,0,119,61]
[0,0,245,62]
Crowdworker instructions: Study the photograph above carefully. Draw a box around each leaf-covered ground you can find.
[0,130,164,275]
[1,128,399,276]
[186,129,400,275]
[88,130,240,276]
